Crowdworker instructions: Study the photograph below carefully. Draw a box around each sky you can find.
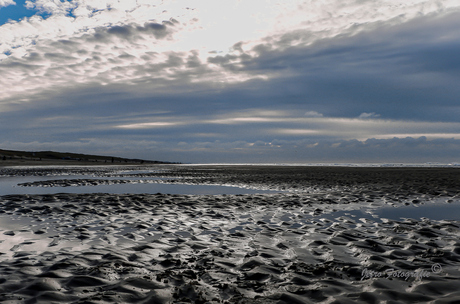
[0,0,460,164]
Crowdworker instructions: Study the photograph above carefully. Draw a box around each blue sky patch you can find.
[0,0,36,26]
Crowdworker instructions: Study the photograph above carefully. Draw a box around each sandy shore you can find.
[1,166,460,303]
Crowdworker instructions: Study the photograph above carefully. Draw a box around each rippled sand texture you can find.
[0,166,460,303]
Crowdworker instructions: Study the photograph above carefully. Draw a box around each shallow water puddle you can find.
[374,201,460,221]
[0,175,282,195]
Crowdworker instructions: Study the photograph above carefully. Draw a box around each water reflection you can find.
[374,202,460,221]
[0,174,280,195]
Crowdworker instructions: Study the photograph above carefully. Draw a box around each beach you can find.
[0,165,460,303]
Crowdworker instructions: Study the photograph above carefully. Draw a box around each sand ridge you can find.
[0,166,460,303]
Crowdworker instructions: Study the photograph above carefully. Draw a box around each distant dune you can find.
[0,148,173,166]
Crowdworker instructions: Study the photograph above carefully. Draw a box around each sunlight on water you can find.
[0,174,280,195]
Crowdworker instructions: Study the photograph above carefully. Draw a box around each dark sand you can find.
[1,165,460,303]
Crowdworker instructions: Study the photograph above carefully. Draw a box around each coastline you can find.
[0,159,171,168]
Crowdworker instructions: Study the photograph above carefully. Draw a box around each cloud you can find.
[359,112,381,119]
[0,1,182,55]
[0,0,15,8]
[2,0,460,106]
[304,111,323,118]
[5,136,459,164]
[117,122,180,129]
[275,129,319,135]
[1,1,460,163]
[0,20,185,103]
[25,0,75,15]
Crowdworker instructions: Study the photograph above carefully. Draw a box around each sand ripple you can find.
[1,166,460,303]
[0,190,458,303]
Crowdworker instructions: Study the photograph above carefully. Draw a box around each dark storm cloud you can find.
[105,22,171,39]
[205,11,460,121]
[136,22,172,39]
[86,21,175,43]
[107,25,132,37]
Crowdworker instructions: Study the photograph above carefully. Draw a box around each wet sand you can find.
[1,165,460,303]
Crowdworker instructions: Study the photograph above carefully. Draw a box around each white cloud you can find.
[103,107,460,144]
[117,122,179,129]
[359,112,381,119]
[368,133,460,140]
[25,0,75,15]
[304,111,323,118]
[275,129,319,135]
[0,0,15,8]
[1,0,459,106]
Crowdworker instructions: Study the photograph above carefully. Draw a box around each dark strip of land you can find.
[0,148,174,166]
